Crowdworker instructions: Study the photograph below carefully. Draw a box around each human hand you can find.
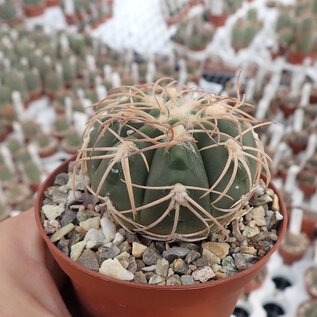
[0,209,71,317]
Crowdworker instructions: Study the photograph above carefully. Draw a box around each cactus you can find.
[0,86,11,107]
[24,70,41,94]
[294,16,315,52]
[76,79,270,242]
[5,73,28,102]
[24,161,41,184]
[276,11,292,32]
[0,2,17,22]
[45,72,62,94]
[24,0,43,6]
[69,34,85,56]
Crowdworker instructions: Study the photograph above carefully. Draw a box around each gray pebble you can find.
[193,256,209,268]
[185,250,201,264]
[119,241,132,254]
[134,271,147,284]
[142,248,161,266]
[136,259,145,271]
[181,275,195,285]
[54,173,68,186]
[57,238,69,256]
[163,247,190,263]
[61,210,77,227]
[99,245,120,261]
[155,241,166,254]
[233,253,257,271]
[166,274,182,285]
[77,249,99,271]
[222,256,237,276]
[127,256,138,274]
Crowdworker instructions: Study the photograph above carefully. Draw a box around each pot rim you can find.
[35,155,288,291]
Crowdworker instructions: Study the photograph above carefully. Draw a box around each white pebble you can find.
[42,204,65,220]
[84,228,105,249]
[70,241,87,261]
[113,232,125,245]
[50,223,74,243]
[99,258,134,281]
[100,215,116,243]
[79,216,100,231]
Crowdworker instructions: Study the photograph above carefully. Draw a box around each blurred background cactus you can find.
[231,9,262,51]
[77,80,270,242]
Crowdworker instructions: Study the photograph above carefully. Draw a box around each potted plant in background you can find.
[23,0,45,17]
[0,1,22,26]
[35,79,287,317]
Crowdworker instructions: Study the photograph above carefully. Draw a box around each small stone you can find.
[188,264,197,272]
[116,251,130,269]
[272,194,279,211]
[76,209,90,222]
[127,256,138,274]
[134,271,147,284]
[149,274,165,285]
[155,241,166,253]
[155,258,169,277]
[215,271,227,279]
[141,265,157,272]
[233,253,257,271]
[265,188,274,197]
[84,228,105,249]
[163,247,190,263]
[119,241,132,253]
[256,186,265,196]
[69,231,85,248]
[67,191,83,207]
[70,241,86,261]
[51,187,68,204]
[132,242,147,258]
[181,275,195,285]
[60,210,77,227]
[240,246,257,255]
[99,258,134,281]
[168,268,174,277]
[136,259,145,271]
[166,274,182,285]
[185,250,201,264]
[211,264,221,272]
[192,266,215,283]
[221,256,237,276]
[172,258,188,275]
[99,244,120,261]
[113,232,125,245]
[242,226,260,238]
[43,219,61,234]
[250,206,266,227]
[79,216,100,231]
[50,223,75,243]
[100,215,116,243]
[252,194,272,206]
[125,232,139,243]
[57,238,69,256]
[43,204,65,220]
[179,242,201,252]
[142,248,161,265]
[54,173,68,186]
[202,249,221,265]
[77,249,99,271]
[202,242,230,259]
[193,256,209,268]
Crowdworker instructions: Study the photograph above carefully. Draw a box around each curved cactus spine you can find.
[76,79,271,242]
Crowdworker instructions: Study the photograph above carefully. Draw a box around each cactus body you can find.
[77,80,269,241]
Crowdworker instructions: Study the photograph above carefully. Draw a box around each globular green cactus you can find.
[76,79,270,242]
[294,17,315,52]
[24,70,42,94]
[0,2,17,22]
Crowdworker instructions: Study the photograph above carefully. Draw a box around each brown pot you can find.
[28,89,43,102]
[279,233,309,265]
[301,213,317,239]
[24,3,45,17]
[46,0,59,7]
[38,144,58,158]
[35,157,287,317]
[207,13,228,27]
[287,50,317,65]
[279,102,296,118]
[287,139,307,155]
[0,128,8,142]
[298,179,316,198]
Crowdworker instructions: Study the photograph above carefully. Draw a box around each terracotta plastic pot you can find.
[207,13,228,27]
[301,213,317,239]
[46,0,59,7]
[35,157,287,317]
[287,50,317,65]
[24,4,45,17]
[298,179,316,198]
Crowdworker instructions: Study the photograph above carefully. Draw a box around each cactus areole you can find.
[76,79,271,242]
